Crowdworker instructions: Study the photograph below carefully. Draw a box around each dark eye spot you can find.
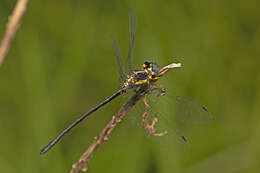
[181,135,188,143]
[202,106,208,112]
[144,61,149,65]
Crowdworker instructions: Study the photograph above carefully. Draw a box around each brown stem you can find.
[0,0,29,66]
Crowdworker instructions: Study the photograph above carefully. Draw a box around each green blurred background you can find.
[0,0,259,172]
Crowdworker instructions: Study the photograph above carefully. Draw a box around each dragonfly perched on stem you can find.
[40,8,212,155]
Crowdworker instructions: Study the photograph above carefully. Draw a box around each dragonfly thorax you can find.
[122,61,160,90]
[123,70,148,90]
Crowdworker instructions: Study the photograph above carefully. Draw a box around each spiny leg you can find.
[149,84,167,102]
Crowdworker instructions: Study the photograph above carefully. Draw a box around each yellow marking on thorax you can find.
[135,79,148,85]
[134,70,146,74]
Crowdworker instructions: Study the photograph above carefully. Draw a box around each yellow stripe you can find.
[152,76,159,80]
[134,70,145,74]
[135,79,148,85]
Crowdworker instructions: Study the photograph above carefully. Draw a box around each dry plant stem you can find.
[69,62,181,173]
[157,62,181,78]
[142,96,167,137]
[0,0,29,66]
[70,87,149,173]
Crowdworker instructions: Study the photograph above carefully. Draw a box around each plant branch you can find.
[0,0,29,67]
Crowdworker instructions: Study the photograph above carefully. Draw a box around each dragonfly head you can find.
[142,61,160,80]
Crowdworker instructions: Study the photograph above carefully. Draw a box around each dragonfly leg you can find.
[141,96,167,137]
[150,84,166,102]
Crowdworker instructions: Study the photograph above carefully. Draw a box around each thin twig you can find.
[157,62,181,78]
[0,0,29,67]
[69,63,181,173]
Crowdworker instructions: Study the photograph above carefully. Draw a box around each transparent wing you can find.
[173,94,213,125]
[111,35,125,85]
[148,108,190,153]
[127,95,190,153]
[147,88,213,125]
[129,89,213,152]
[144,94,189,142]
[126,8,136,73]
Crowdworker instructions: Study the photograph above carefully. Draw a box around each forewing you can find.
[126,94,190,153]
[147,89,213,125]
[173,94,213,125]
[126,8,136,73]
[111,35,125,85]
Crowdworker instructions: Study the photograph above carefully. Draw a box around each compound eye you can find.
[152,63,159,74]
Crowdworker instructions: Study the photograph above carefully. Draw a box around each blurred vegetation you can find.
[0,0,260,173]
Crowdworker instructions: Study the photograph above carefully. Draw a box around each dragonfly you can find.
[40,8,212,155]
